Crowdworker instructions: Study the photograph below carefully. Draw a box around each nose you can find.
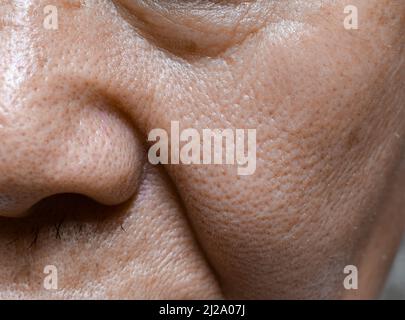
[0,2,146,217]
[0,81,146,218]
[0,84,145,217]
[0,13,145,217]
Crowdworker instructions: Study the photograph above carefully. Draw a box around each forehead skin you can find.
[0,0,404,299]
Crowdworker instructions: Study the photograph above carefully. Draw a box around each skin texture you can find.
[0,0,404,299]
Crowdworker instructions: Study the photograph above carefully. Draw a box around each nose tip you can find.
[0,100,145,218]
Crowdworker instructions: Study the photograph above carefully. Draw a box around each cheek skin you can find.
[0,0,404,299]
[158,0,405,298]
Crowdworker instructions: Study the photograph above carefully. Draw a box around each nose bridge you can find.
[0,1,56,124]
[0,2,33,104]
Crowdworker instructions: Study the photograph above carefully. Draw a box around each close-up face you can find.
[0,0,404,299]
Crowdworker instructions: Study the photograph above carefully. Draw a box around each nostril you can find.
[0,101,145,218]
[0,193,133,248]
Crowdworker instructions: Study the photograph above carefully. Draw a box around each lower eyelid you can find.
[114,0,267,58]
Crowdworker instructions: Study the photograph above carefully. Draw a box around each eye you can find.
[114,0,268,58]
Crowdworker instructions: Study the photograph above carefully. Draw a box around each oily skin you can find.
[0,0,404,299]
